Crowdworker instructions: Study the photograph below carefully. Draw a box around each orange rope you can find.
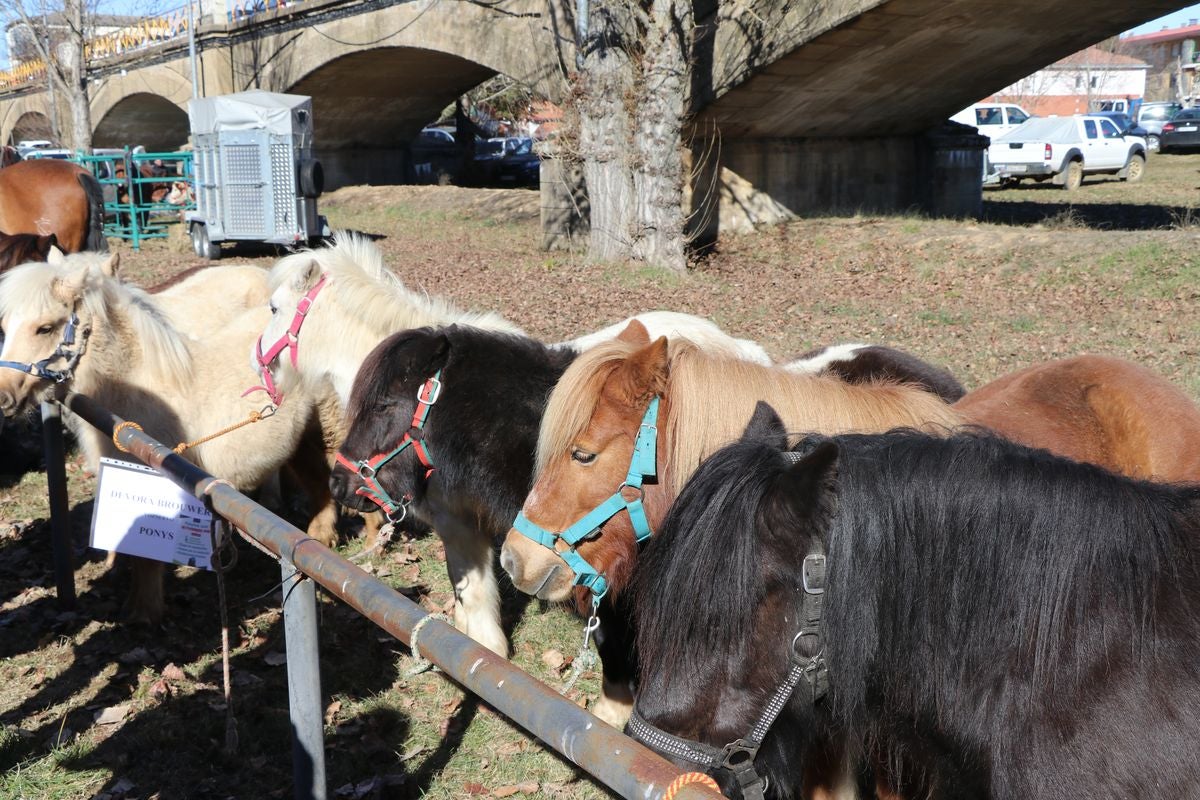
[111,421,144,453]
[663,772,721,800]
[173,409,269,454]
[111,409,272,456]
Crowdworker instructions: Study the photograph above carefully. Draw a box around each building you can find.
[986,45,1150,117]
[1123,22,1200,104]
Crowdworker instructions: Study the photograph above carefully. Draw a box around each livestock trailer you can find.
[186,90,328,259]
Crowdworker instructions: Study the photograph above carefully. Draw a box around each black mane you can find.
[636,415,1200,799]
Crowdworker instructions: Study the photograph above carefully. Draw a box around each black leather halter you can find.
[628,551,828,800]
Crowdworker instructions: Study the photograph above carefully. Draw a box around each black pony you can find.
[633,402,1200,800]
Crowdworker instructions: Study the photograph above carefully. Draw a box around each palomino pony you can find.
[499,320,962,723]
[253,232,770,408]
[954,354,1200,482]
[0,160,107,252]
[630,404,1200,800]
[0,253,339,622]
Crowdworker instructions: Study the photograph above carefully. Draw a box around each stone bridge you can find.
[0,0,1191,237]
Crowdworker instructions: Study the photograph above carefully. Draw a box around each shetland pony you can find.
[954,354,1200,482]
[0,160,107,252]
[498,321,962,723]
[785,342,966,402]
[255,232,773,406]
[0,253,339,622]
[632,403,1200,800]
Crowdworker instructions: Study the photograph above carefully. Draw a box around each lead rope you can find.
[664,772,721,800]
[111,406,275,456]
[205,480,239,755]
[559,607,600,696]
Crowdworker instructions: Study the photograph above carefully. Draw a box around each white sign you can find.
[90,457,214,570]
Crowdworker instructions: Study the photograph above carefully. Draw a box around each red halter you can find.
[334,372,442,521]
[245,274,328,405]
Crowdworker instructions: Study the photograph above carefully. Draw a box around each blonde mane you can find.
[0,255,192,388]
[270,232,521,334]
[537,337,964,494]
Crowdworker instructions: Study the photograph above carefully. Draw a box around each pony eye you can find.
[269,302,278,315]
[36,324,55,335]
[571,448,597,465]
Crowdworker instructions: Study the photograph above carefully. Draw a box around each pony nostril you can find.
[0,391,14,414]
[499,546,521,583]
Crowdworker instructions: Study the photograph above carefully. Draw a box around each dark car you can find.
[1094,112,1149,141]
[496,137,539,186]
[1160,108,1200,153]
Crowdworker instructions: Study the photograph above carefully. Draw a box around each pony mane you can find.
[641,428,1200,744]
[537,336,963,493]
[270,231,521,334]
[0,254,192,388]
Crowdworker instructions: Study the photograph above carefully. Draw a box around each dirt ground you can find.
[2,151,1200,799]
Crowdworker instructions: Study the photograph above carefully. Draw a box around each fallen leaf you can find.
[392,545,420,564]
[463,782,487,795]
[541,649,565,673]
[149,678,172,699]
[94,704,130,725]
[324,700,342,725]
[492,787,520,798]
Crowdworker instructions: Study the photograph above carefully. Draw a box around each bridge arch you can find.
[92,91,190,151]
[0,95,53,147]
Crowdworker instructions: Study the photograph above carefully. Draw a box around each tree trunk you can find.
[630,0,690,271]
[65,0,92,152]
[578,40,637,261]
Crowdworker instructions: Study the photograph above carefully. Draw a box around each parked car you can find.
[411,127,458,182]
[1135,101,1183,152]
[496,137,539,186]
[1093,112,1147,138]
[950,103,1032,140]
[987,115,1146,190]
[1159,107,1200,153]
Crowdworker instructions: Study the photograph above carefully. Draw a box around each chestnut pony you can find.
[500,320,962,724]
[0,160,107,253]
[954,354,1200,482]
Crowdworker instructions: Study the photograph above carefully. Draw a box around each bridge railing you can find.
[45,391,724,800]
[226,0,310,24]
[0,3,199,91]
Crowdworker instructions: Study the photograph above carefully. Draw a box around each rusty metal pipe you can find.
[64,393,725,800]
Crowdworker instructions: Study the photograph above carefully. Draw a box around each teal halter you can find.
[512,396,660,602]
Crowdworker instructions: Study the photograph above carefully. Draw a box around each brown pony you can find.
[0,160,107,252]
[0,231,58,273]
[955,354,1200,482]
[499,320,962,725]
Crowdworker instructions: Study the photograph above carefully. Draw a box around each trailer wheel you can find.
[299,159,324,198]
[191,223,220,261]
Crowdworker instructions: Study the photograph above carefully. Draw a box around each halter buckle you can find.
[417,377,442,405]
[802,553,826,595]
[358,462,377,480]
[617,483,644,503]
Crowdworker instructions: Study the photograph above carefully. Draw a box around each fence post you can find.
[281,557,327,800]
[41,400,75,610]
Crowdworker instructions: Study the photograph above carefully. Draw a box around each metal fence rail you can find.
[73,149,194,250]
[57,391,724,800]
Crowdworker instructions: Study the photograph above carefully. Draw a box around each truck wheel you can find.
[191,223,220,261]
[1123,153,1146,183]
[1062,159,1083,191]
[1147,134,1160,153]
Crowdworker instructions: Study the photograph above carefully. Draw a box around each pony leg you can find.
[590,595,636,727]
[125,556,165,623]
[436,514,507,658]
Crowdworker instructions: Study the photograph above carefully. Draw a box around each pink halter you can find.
[245,274,328,406]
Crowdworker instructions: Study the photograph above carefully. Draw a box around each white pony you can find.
[0,252,337,622]
[253,233,773,658]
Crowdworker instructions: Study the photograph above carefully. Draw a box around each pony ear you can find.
[616,319,651,345]
[611,335,669,404]
[291,259,321,291]
[47,245,66,265]
[743,401,788,447]
[99,253,120,279]
[399,330,451,378]
[763,438,840,551]
[52,264,91,303]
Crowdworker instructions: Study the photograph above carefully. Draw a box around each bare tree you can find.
[568,0,694,271]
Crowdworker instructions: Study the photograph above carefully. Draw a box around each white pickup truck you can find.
[985,115,1147,190]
